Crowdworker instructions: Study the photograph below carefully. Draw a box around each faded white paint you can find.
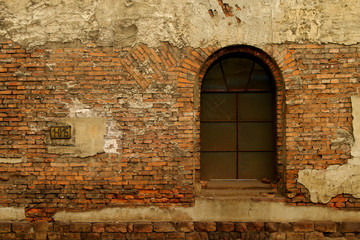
[54,197,360,222]
[0,207,25,221]
[298,96,360,203]
[0,0,359,49]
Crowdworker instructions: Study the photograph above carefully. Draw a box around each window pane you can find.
[238,152,275,180]
[201,93,236,121]
[221,57,253,91]
[238,93,273,121]
[201,152,237,180]
[238,122,273,151]
[201,123,237,151]
[248,63,272,91]
[202,62,227,91]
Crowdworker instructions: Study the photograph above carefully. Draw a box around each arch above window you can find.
[200,53,276,181]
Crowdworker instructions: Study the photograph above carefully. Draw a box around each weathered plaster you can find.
[47,118,107,157]
[0,158,23,164]
[54,197,360,222]
[298,96,360,203]
[0,0,359,49]
[0,207,25,221]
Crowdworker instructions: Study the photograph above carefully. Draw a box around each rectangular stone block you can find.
[53,222,70,232]
[105,223,127,233]
[133,222,153,233]
[293,222,314,232]
[92,223,105,233]
[69,223,91,233]
[235,222,247,232]
[0,223,11,233]
[194,222,216,232]
[247,222,265,232]
[314,222,336,233]
[305,232,324,240]
[153,222,176,232]
[176,222,194,232]
[81,233,101,240]
[341,222,360,233]
[12,222,32,233]
[216,222,234,232]
[287,232,305,240]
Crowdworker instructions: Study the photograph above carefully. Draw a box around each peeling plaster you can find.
[0,158,23,164]
[0,0,359,49]
[0,207,25,221]
[298,96,360,203]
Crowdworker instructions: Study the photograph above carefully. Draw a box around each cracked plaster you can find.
[0,0,359,49]
[298,96,360,203]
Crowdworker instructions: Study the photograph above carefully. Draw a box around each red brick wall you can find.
[1,40,360,221]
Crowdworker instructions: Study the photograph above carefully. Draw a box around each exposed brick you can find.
[269,232,286,240]
[216,222,234,232]
[147,232,165,240]
[12,222,32,233]
[341,222,360,233]
[33,222,52,232]
[247,222,265,232]
[153,222,176,232]
[35,232,47,240]
[60,233,81,240]
[235,222,247,232]
[0,233,16,240]
[92,223,105,233]
[53,222,70,232]
[279,222,293,232]
[15,233,36,240]
[105,223,127,233]
[194,222,216,232]
[101,232,115,240]
[304,232,324,240]
[166,232,186,239]
[293,222,314,232]
[186,232,209,240]
[314,222,336,233]
[176,222,194,232]
[287,232,305,240]
[0,223,11,233]
[133,222,153,233]
[266,222,278,232]
[69,223,91,233]
[81,232,101,240]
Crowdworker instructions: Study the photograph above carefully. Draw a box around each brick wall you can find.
[1,40,360,222]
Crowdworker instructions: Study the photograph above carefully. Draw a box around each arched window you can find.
[200,53,275,181]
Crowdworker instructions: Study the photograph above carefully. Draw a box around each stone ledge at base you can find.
[0,221,359,240]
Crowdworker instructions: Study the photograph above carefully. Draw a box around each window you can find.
[200,53,275,181]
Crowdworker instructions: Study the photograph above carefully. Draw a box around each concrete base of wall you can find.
[1,221,359,240]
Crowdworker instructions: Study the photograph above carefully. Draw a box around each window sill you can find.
[197,179,286,202]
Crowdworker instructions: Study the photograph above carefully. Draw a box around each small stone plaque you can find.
[50,126,71,139]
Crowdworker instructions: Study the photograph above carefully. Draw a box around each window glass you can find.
[201,152,237,180]
[201,93,236,121]
[201,123,237,151]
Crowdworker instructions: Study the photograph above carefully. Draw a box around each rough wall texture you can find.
[1,0,360,227]
[0,0,359,49]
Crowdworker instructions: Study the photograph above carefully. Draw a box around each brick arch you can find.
[194,45,286,191]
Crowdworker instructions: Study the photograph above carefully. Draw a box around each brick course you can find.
[0,221,355,240]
